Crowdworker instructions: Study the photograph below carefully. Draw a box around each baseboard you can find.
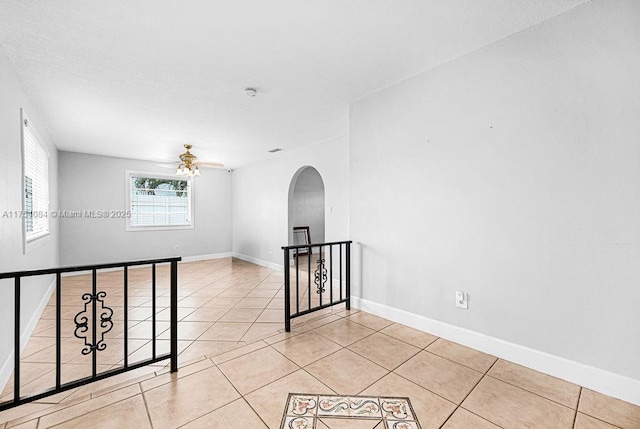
[61,253,235,277]
[231,252,284,271]
[0,277,56,392]
[351,296,640,407]
[181,252,232,263]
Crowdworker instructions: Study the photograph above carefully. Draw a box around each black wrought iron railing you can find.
[282,240,351,332]
[0,257,180,411]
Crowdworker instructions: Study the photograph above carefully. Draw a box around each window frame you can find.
[21,109,50,254]
[125,170,195,232]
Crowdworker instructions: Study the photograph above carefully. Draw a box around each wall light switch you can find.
[456,291,468,309]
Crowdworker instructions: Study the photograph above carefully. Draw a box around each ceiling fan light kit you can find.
[176,144,201,177]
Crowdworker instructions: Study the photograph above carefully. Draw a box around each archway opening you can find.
[288,166,325,246]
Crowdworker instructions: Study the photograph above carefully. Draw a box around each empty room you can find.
[0,1,639,428]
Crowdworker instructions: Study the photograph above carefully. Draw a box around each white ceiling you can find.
[0,0,590,168]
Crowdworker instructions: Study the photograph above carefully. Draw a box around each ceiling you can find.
[0,0,590,168]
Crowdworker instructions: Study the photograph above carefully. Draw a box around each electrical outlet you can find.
[456,291,468,309]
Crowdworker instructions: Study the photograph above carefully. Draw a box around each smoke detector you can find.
[245,88,257,97]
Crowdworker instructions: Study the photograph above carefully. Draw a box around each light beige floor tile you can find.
[178,297,215,307]
[8,420,38,429]
[245,370,335,429]
[218,308,263,323]
[218,346,299,395]
[38,384,142,428]
[379,323,438,349]
[579,388,640,428]
[395,351,482,404]
[271,332,342,367]
[462,376,575,428]
[314,320,375,347]
[234,297,272,308]
[255,309,284,323]
[181,398,268,428]
[348,332,420,370]
[441,408,500,428]
[266,298,285,309]
[46,394,151,429]
[246,289,278,299]
[360,372,456,429]
[574,412,619,429]
[181,307,229,322]
[153,306,196,321]
[0,403,54,427]
[178,340,242,362]
[241,323,282,343]
[426,339,497,373]
[140,358,215,392]
[197,322,252,341]
[144,366,240,429]
[346,312,394,331]
[210,341,267,365]
[166,321,214,340]
[202,297,243,308]
[305,349,388,394]
[488,359,580,408]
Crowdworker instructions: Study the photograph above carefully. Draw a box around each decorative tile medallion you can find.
[281,394,421,429]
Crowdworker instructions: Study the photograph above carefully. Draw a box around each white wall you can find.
[292,167,325,245]
[59,152,232,265]
[0,48,60,388]
[351,0,640,385]
[232,136,349,268]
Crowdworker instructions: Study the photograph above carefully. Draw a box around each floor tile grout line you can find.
[140,384,156,429]
[481,371,580,412]
[436,358,502,429]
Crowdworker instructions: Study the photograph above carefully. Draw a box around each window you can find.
[22,110,50,246]
[126,171,193,230]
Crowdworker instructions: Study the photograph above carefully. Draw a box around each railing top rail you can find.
[0,257,182,279]
[282,240,352,251]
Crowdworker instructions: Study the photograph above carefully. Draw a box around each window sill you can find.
[24,232,50,254]
[125,224,194,232]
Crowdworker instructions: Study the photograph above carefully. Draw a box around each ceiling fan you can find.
[159,144,224,176]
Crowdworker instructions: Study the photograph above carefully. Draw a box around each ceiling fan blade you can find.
[195,161,225,168]
[157,163,178,169]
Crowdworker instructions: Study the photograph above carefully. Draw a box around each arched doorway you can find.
[288,166,325,246]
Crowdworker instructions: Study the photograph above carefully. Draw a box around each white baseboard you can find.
[231,252,284,271]
[61,253,235,277]
[0,277,56,392]
[181,252,232,263]
[351,296,640,407]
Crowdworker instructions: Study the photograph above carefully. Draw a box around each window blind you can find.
[23,118,49,241]
[129,176,191,228]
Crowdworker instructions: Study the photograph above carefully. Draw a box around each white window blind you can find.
[23,115,50,242]
[128,174,192,229]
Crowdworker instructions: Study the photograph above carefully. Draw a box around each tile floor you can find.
[1,258,639,428]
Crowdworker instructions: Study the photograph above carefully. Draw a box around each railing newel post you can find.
[170,260,178,373]
[284,247,291,332]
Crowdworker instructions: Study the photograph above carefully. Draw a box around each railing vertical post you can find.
[318,246,323,307]
[170,260,178,373]
[339,244,343,302]
[329,245,333,304]
[91,269,97,378]
[307,248,311,311]
[152,263,157,360]
[14,276,21,403]
[345,242,351,310]
[284,248,291,332]
[123,266,129,368]
[295,248,299,315]
[55,272,61,389]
